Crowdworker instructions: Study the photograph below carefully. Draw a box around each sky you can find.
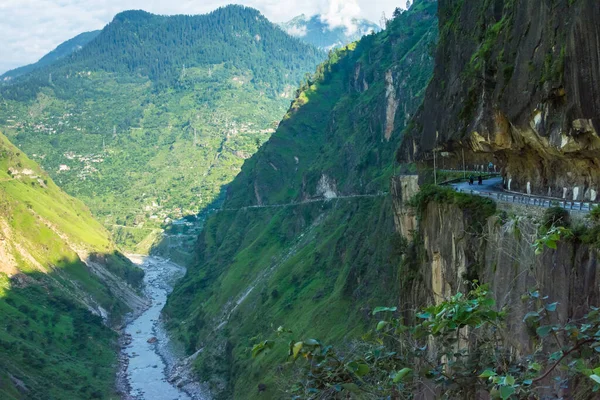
[0,0,407,74]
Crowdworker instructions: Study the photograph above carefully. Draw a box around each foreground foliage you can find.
[256,283,600,399]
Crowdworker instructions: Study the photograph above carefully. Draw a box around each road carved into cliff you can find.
[451,177,595,213]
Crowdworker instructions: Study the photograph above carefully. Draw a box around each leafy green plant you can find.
[254,282,600,399]
[533,225,573,255]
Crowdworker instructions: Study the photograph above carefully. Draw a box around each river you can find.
[120,255,207,400]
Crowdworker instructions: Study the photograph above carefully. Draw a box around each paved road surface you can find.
[452,177,504,193]
[450,177,595,213]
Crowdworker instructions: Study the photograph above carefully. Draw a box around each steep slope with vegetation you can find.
[0,31,101,82]
[0,131,144,399]
[400,0,600,201]
[163,1,438,398]
[0,5,324,250]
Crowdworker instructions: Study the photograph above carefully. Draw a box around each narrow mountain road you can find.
[450,177,596,213]
[451,177,505,194]
[218,192,388,213]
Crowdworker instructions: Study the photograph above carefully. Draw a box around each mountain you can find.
[161,0,600,398]
[163,1,438,398]
[0,131,144,399]
[0,31,101,82]
[0,5,324,251]
[280,14,380,49]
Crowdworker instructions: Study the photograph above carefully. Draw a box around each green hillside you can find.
[163,1,438,398]
[0,5,324,251]
[0,131,143,399]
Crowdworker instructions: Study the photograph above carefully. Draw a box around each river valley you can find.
[120,255,208,400]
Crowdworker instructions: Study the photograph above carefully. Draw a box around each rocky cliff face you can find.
[400,0,600,201]
[392,176,600,391]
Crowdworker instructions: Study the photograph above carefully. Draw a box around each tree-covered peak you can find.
[1,5,324,99]
[212,4,265,16]
[111,9,154,23]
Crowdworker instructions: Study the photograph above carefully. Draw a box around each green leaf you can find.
[376,321,388,331]
[478,370,497,378]
[304,339,320,347]
[292,341,303,359]
[251,343,265,358]
[582,368,594,377]
[590,374,600,385]
[523,311,539,322]
[536,325,553,338]
[392,367,413,383]
[546,240,558,250]
[372,306,397,315]
[523,379,532,385]
[341,383,360,393]
[505,375,515,386]
[530,362,542,372]
[545,302,558,312]
[416,312,432,319]
[500,385,515,400]
[356,364,370,377]
[251,340,274,358]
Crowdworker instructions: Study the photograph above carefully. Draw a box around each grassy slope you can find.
[164,2,438,398]
[0,131,141,399]
[0,6,324,251]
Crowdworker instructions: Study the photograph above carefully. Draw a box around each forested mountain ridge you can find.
[3,6,323,96]
[163,1,438,398]
[0,131,144,399]
[0,30,101,83]
[280,14,380,50]
[0,5,325,251]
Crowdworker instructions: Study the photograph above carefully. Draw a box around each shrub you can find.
[542,206,570,229]
[408,185,496,233]
[589,206,600,223]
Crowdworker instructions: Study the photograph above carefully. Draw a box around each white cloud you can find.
[319,0,361,35]
[284,25,308,37]
[0,0,404,74]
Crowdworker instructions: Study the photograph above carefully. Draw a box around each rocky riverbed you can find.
[117,255,210,400]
